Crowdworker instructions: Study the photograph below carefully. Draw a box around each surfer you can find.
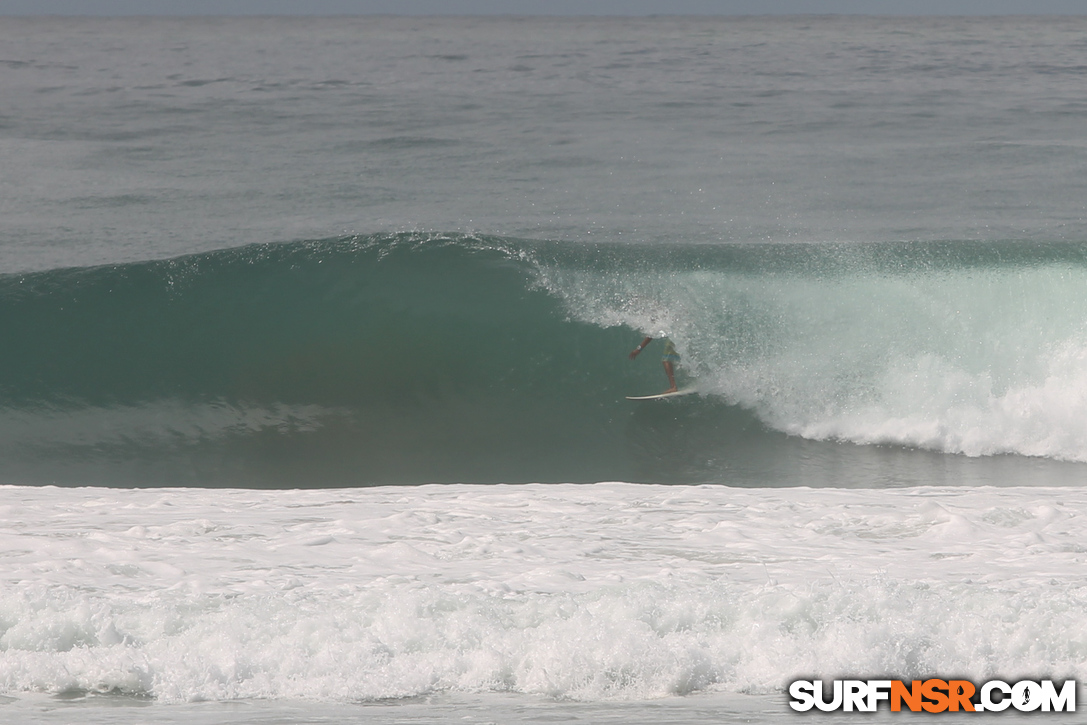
[629,337,679,393]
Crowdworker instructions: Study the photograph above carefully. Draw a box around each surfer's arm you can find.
[629,337,653,359]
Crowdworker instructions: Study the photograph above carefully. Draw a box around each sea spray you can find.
[3,234,1087,486]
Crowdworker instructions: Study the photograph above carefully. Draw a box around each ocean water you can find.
[2,14,1087,723]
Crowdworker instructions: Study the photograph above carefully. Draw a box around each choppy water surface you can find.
[2,16,1087,273]
[2,14,1087,723]
[2,484,1084,721]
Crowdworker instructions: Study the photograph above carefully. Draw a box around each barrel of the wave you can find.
[0,236,648,486]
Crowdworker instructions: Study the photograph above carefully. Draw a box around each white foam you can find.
[1,484,1084,704]
[546,258,1087,463]
[784,341,1087,461]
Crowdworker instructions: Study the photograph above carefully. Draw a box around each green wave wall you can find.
[0,235,702,486]
[5,233,1087,488]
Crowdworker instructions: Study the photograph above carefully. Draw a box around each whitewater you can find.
[2,483,1085,723]
[2,13,1087,723]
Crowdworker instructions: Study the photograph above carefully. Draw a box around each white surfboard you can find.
[625,388,698,401]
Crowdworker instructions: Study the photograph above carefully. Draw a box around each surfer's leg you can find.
[662,361,678,393]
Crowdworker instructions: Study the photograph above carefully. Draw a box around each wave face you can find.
[3,234,1087,487]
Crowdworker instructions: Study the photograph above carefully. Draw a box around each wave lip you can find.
[538,238,1087,467]
[4,234,1087,486]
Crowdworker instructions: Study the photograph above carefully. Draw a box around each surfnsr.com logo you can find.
[788,679,1076,713]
